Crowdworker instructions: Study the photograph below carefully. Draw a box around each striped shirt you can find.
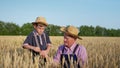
[23,30,51,54]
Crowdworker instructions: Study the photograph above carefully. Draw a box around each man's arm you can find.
[78,46,88,68]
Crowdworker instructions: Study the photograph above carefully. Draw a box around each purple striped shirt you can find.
[53,42,88,65]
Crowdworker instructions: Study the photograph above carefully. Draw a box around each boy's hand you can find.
[40,50,48,58]
[32,47,41,52]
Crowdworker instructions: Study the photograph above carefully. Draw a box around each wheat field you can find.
[0,36,120,68]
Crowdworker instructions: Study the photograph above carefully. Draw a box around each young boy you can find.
[22,16,51,63]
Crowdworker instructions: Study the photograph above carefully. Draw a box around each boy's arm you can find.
[40,44,51,58]
[22,32,41,53]
[23,44,41,52]
[46,44,51,54]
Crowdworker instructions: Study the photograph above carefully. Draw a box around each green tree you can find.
[0,20,120,36]
[20,23,33,35]
[0,21,20,35]
[95,26,104,36]
[116,29,120,36]
[0,21,5,35]
[46,24,61,36]
[111,29,117,36]
[5,23,20,35]
[79,25,95,36]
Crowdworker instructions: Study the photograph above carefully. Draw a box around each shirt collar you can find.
[70,42,77,52]
[33,30,44,36]
[64,42,77,52]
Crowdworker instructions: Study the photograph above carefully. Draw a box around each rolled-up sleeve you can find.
[53,46,63,63]
[23,33,33,47]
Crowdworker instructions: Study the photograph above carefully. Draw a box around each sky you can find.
[0,0,120,29]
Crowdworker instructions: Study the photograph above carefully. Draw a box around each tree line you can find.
[0,21,120,36]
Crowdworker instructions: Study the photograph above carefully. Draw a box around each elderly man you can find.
[53,26,88,68]
[22,16,51,63]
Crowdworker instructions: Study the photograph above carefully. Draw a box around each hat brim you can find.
[32,22,48,26]
[60,27,82,40]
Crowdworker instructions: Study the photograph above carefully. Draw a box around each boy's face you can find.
[34,24,45,35]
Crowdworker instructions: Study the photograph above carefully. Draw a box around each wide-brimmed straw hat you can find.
[60,26,82,40]
[32,16,48,26]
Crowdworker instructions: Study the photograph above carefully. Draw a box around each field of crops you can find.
[0,36,120,68]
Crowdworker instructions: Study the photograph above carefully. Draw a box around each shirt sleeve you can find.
[78,46,88,65]
[23,32,33,46]
[45,32,51,44]
[53,45,63,63]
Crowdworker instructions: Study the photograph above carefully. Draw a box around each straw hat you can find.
[32,16,48,26]
[60,26,82,40]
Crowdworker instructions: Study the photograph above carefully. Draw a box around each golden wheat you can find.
[0,36,120,68]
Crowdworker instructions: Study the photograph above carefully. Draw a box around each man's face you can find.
[34,24,45,35]
[63,33,75,48]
